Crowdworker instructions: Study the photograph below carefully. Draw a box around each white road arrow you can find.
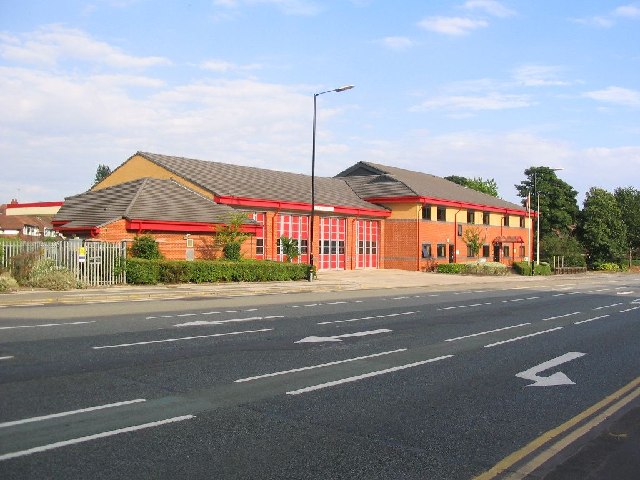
[295,329,392,343]
[515,352,586,387]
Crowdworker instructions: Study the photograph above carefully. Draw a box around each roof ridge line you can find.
[123,177,149,218]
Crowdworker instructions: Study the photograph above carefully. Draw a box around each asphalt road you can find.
[1,275,639,479]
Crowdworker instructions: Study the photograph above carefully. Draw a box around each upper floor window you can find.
[422,205,432,220]
[504,215,510,227]
[520,216,526,228]
[483,212,490,225]
[437,206,447,222]
[467,210,475,224]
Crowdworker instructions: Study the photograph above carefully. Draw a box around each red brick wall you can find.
[97,220,254,260]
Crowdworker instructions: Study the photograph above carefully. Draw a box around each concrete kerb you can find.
[0,270,611,308]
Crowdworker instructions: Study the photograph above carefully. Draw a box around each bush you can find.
[593,262,620,272]
[0,272,19,293]
[222,242,242,261]
[10,251,39,285]
[533,262,552,276]
[513,261,532,276]
[125,258,312,284]
[437,262,508,276]
[26,259,77,290]
[130,235,163,260]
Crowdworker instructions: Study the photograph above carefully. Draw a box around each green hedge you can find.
[513,261,532,276]
[533,262,552,275]
[125,258,312,285]
[436,262,508,276]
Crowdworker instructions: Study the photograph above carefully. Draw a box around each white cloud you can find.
[412,93,532,112]
[512,65,571,87]
[213,0,322,16]
[418,16,488,36]
[0,25,171,69]
[463,0,515,18]
[199,59,263,73]
[379,36,415,50]
[613,4,640,18]
[584,86,640,106]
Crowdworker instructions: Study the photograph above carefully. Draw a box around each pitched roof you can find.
[54,178,243,229]
[336,161,525,212]
[0,208,54,232]
[135,152,387,212]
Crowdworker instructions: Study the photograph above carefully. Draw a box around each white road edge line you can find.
[174,316,284,327]
[484,327,563,348]
[0,415,195,462]
[286,355,454,395]
[575,315,610,325]
[235,349,407,383]
[0,321,96,330]
[92,328,273,349]
[0,399,147,429]
[445,323,531,342]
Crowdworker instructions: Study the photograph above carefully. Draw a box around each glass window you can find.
[467,210,475,224]
[437,207,447,222]
[503,245,510,257]
[520,217,526,228]
[437,243,447,258]
[467,245,474,257]
[482,244,490,257]
[422,205,432,220]
[421,243,432,258]
[483,212,490,225]
[504,216,510,227]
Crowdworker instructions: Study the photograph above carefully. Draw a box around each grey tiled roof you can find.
[55,178,244,228]
[337,161,525,211]
[136,152,387,212]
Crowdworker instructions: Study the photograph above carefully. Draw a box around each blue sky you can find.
[1,0,639,205]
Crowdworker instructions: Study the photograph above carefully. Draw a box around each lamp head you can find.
[334,85,355,92]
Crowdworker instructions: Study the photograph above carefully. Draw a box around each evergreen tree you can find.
[94,164,112,185]
[614,187,640,254]
[445,175,499,197]
[515,167,579,238]
[579,187,627,265]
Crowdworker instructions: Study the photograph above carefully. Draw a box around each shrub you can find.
[125,258,311,284]
[10,251,39,285]
[533,262,552,276]
[464,262,508,276]
[513,261,532,276]
[222,242,242,261]
[26,259,77,290]
[437,263,466,274]
[0,272,19,293]
[130,235,163,260]
[593,262,620,272]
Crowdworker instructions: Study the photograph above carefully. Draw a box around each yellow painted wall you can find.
[385,203,420,220]
[93,154,212,199]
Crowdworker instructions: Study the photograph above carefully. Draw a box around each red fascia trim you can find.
[126,219,260,235]
[365,196,533,216]
[7,201,64,209]
[214,195,389,218]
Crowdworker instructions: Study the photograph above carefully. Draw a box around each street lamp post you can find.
[309,85,354,281]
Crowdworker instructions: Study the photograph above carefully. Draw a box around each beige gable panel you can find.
[93,154,213,200]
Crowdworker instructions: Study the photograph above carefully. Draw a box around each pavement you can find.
[1,269,639,479]
[0,268,592,308]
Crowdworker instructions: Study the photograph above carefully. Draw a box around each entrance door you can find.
[448,244,455,263]
[493,244,501,262]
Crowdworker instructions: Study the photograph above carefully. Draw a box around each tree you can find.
[540,234,586,267]
[614,187,640,254]
[462,226,485,258]
[445,175,499,197]
[515,167,579,238]
[130,234,162,260]
[94,164,112,185]
[279,236,300,262]
[215,212,250,261]
[578,187,627,265]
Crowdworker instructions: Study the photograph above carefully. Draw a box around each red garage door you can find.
[276,213,309,264]
[318,217,346,270]
[356,219,379,269]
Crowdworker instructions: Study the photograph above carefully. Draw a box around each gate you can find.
[0,240,127,286]
[318,217,346,270]
[355,219,379,269]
